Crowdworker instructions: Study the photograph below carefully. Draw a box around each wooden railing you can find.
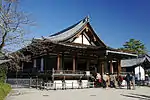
[113,72,131,76]
[53,70,85,75]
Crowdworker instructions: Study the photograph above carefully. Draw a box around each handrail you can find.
[113,72,131,75]
[54,70,85,74]
[42,81,95,90]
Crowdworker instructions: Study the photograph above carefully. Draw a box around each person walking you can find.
[110,73,116,88]
[125,73,131,90]
[117,74,123,88]
[131,73,135,90]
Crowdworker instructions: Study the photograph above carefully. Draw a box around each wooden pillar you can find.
[21,62,24,72]
[57,54,60,70]
[117,60,121,74]
[61,53,64,70]
[41,57,44,72]
[97,58,101,73]
[86,59,90,71]
[33,59,36,68]
[101,62,104,76]
[104,61,108,73]
[110,60,113,74]
[73,56,76,72]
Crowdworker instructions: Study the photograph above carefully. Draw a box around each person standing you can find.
[96,73,102,87]
[131,73,135,90]
[117,74,123,88]
[110,73,116,88]
[125,73,131,90]
[103,73,110,89]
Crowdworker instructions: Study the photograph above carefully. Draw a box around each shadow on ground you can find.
[121,93,150,100]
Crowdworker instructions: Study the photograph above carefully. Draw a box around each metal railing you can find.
[6,78,95,90]
[6,78,42,88]
[41,81,95,90]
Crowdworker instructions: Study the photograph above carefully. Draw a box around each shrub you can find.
[0,64,8,83]
[0,83,11,100]
[146,71,150,77]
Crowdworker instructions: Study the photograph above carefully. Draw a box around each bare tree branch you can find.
[0,0,33,52]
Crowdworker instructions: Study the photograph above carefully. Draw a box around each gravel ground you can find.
[6,86,150,100]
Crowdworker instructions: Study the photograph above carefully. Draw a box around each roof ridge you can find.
[49,16,89,37]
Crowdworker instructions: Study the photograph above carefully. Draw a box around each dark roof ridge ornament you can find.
[84,15,90,22]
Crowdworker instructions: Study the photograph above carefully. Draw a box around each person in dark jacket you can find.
[125,73,131,90]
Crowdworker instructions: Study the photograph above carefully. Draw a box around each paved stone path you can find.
[6,87,150,100]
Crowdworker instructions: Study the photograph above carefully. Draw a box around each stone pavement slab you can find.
[6,87,150,100]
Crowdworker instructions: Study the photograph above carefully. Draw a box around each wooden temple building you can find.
[9,17,138,80]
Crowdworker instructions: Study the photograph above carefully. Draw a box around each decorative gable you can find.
[73,34,91,45]
[48,17,106,48]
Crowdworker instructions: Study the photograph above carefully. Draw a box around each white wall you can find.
[135,66,145,80]
[73,34,90,45]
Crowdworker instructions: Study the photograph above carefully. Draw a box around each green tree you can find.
[119,39,147,55]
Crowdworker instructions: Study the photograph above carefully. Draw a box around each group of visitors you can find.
[93,72,135,90]
[125,73,135,90]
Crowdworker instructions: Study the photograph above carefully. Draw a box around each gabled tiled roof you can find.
[121,55,150,67]
[121,58,145,67]
[47,17,89,42]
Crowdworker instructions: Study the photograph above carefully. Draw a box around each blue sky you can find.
[20,0,150,52]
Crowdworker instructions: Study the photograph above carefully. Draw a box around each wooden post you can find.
[36,76,38,89]
[54,82,56,90]
[21,62,24,72]
[40,58,44,72]
[110,60,113,74]
[29,77,32,88]
[73,56,76,72]
[101,62,104,76]
[52,68,54,83]
[86,59,90,71]
[61,53,64,70]
[97,58,101,73]
[117,60,121,74]
[104,61,108,74]
[33,59,36,68]
[57,54,60,70]
[72,82,73,89]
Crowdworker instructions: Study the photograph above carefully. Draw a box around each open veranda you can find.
[6,86,150,100]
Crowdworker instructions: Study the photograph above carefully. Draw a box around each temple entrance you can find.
[64,58,73,70]
[44,56,57,70]
[77,59,86,71]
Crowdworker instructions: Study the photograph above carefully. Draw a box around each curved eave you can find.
[86,23,107,47]
[106,50,138,57]
[47,17,89,42]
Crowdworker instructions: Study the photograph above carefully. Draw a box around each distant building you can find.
[121,55,150,80]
